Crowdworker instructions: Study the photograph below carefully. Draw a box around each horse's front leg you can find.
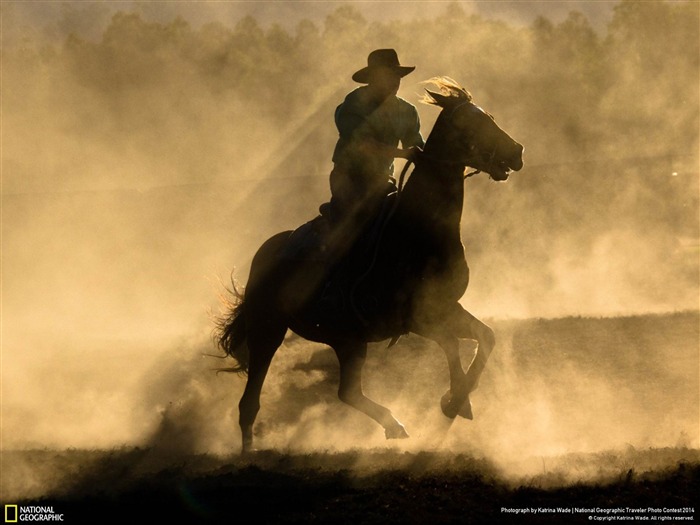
[458,308,495,395]
[334,341,409,439]
[433,335,473,419]
[431,306,496,420]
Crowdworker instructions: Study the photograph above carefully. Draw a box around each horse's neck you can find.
[421,112,456,165]
[399,114,465,230]
[400,162,464,229]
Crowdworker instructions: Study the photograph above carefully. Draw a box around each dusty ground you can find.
[2,447,698,524]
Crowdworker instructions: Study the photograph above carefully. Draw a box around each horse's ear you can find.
[425,89,451,108]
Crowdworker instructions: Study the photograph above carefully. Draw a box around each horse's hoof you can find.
[458,396,473,420]
[440,390,473,419]
[441,391,458,419]
[385,422,409,440]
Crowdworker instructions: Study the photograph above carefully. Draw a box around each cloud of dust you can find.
[1,0,698,494]
[26,311,689,491]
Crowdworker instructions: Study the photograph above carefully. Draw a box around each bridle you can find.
[396,100,507,191]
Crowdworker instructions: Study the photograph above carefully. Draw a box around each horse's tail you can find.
[215,279,250,375]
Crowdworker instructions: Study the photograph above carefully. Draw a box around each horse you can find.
[216,77,524,453]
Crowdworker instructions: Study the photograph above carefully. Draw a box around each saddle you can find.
[281,215,330,261]
[281,193,401,327]
[283,192,397,263]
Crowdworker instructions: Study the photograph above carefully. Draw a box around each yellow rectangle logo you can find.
[5,505,18,523]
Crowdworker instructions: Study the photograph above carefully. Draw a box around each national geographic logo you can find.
[4,506,64,522]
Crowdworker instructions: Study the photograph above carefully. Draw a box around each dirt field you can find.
[2,447,699,524]
[2,312,698,524]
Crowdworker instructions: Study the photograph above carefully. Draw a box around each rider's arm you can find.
[400,104,425,152]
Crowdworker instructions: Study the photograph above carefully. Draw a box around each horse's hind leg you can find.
[334,342,409,440]
[239,321,287,454]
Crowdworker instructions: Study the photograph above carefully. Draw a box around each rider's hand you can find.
[400,146,423,161]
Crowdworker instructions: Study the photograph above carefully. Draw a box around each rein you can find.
[397,157,414,192]
[398,152,480,191]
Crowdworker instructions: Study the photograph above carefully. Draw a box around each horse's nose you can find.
[511,143,524,171]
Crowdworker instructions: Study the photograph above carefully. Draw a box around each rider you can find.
[327,49,425,226]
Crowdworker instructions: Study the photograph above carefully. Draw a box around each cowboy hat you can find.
[352,49,415,84]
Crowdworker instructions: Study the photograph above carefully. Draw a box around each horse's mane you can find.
[421,77,473,108]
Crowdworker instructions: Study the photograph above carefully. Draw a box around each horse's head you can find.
[423,77,524,181]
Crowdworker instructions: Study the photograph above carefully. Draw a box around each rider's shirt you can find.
[332,86,424,187]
